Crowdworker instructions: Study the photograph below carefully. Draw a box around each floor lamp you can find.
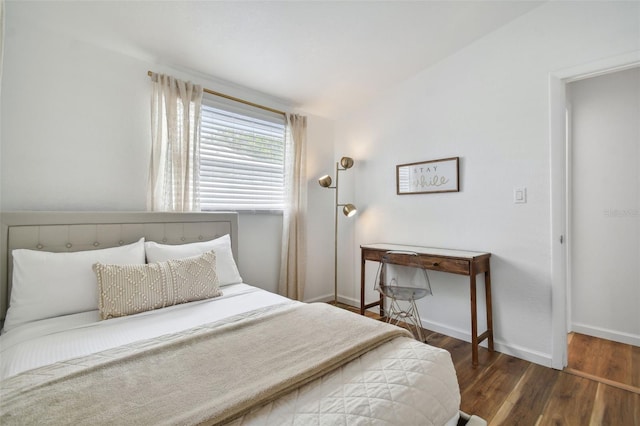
[318,156,357,305]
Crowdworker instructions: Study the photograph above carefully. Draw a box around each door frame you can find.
[549,51,640,370]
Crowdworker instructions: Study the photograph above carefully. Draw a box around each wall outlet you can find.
[514,187,527,204]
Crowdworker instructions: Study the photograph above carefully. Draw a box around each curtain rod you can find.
[147,71,286,117]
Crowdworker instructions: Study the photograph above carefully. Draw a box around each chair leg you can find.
[409,298,424,342]
[383,297,425,343]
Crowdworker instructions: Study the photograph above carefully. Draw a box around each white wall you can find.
[334,1,639,366]
[1,22,149,211]
[304,115,336,302]
[0,7,336,300]
[568,68,639,346]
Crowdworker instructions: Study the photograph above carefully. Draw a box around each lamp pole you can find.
[318,157,356,306]
[333,160,340,305]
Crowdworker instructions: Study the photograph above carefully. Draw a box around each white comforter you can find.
[0,284,460,425]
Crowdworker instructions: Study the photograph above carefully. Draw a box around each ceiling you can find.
[8,1,544,118]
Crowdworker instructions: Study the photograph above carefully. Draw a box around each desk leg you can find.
[360,256,366,315]
[470,272,479,367]
[485,268,494,352]
[360,255,385,317]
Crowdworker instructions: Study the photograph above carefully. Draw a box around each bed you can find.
[0,212,464,425]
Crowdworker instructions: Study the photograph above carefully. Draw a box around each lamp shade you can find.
[342,203,357,217]
[340,157,354,169]
[318,175,332,187]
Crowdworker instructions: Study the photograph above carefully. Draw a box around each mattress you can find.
[0,284,460,425]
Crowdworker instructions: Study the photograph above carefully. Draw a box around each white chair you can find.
[374,251,432,342]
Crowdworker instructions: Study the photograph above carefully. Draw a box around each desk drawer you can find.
[418,256,470,275]
[366,250,470,275]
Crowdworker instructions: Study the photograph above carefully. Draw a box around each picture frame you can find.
[396,156,459,195]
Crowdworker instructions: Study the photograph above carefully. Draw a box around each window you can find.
[199,95,286,211]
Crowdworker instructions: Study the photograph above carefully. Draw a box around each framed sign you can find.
[396,157,459,195]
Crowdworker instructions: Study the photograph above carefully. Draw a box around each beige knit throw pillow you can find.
[94,250,221,320]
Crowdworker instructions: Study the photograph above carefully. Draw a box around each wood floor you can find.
[566,332,640,394]
[429,332,639,425]
[336,303,640,425]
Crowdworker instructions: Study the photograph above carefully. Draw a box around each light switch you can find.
[514,187,527,204]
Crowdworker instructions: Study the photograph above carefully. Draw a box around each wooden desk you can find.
[360,243,493,366]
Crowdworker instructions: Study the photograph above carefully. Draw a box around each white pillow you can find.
[144,234,242,286]
[4,238,145,332]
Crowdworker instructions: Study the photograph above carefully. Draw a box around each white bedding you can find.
[233,336,460,426]
[0,284,460,425]
[0,284,289,380]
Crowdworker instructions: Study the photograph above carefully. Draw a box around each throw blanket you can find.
[1,303,412,425]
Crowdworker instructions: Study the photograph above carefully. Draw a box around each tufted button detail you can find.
[93,242,100,247]
[118,240,124,246]
[180,237,186,242]
[66,243,73,249]
[36,244,44,250]
[198,235,203,241]
[162,238,167,243]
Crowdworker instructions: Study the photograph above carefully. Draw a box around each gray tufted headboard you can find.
[0,212,239,322]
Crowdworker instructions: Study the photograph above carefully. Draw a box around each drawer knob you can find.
[432,262,440,267]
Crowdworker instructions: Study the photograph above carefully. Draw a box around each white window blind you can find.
[199,95,286,211]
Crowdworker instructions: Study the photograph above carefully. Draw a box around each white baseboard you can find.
[571,322,640,346]
[418,318,553,368]
[303,293,334,304]
[302,294,362,306]
[335,295,362,307]
[316,294,555,368]
[492,341,552,368]
[418,318,471,343]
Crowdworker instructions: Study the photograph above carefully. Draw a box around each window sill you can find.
[201,209,283,216]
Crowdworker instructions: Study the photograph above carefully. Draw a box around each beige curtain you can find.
[278,114,307,300]
[148,73,203,212]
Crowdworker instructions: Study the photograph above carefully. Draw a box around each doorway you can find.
[549,53,640,372]
[559,67,640,390]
